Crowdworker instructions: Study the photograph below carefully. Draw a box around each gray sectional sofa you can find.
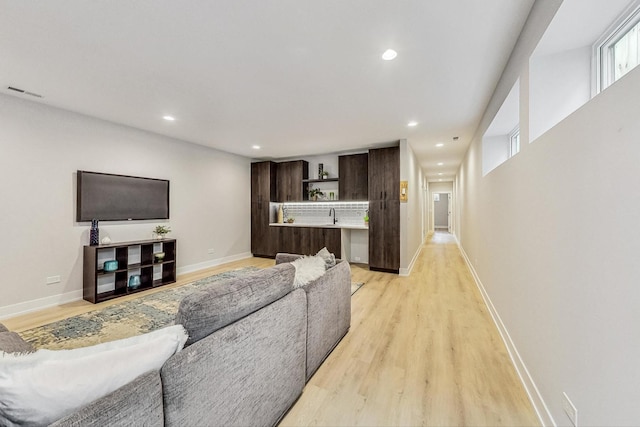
[2,254,351,427]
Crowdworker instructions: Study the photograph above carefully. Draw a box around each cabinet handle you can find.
[384,191,387,199]
[380,191,383,199]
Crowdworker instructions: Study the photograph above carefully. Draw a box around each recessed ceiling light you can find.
[437,162,444,166]
[382,49,398,60]
[252,145,261,150]
[436,143,444,147]
[438,173,443,176]
[163,115,175,121]
[439,179,443,181]
[407,121,418,127]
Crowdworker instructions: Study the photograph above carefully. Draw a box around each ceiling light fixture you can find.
[407,121,418,127]
[437,162,443,166]
[382,49,397,60]
[252,145,261,150]
[436,143,444,147]
[163,115,175,121]
[438,173,443,176]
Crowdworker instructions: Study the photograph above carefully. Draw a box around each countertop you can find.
[270,222,368,230]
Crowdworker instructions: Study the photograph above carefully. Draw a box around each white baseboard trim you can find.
[0,252,254,321]
[457,243,556,427]
[176,252,253,276]
[0,290,83,321]
[399,244,423,277]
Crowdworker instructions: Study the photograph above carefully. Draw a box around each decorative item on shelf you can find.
[128,274,141,290]
[318,163,324,179]
[308,187,324,201]
[154,252,165,263]
[153,225,171,240]
[364,210,369,226]
[286,217,295,224]
[329,192,335,200]
[100,236,112,245]
[103,260,118,272]
[89,219,99,246]
[277,204,284,224]
[321,171,329,180]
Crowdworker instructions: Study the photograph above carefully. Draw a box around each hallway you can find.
[280,231,539,426]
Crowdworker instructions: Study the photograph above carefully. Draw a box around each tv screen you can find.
[76,170,170,222]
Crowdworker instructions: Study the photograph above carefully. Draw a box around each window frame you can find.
[509,126,520,158]
[592,0,640,95]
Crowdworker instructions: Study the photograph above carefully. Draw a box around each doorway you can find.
[433,193,451,232]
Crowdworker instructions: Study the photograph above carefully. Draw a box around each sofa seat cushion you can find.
[176,263,296,345]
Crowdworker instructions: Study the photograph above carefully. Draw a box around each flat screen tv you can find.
[76,170,170,222]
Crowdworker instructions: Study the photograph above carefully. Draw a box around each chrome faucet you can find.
[329,208,337,225]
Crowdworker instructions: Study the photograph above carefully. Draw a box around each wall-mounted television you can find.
[76,170,170,222]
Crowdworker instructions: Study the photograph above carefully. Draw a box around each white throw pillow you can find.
[0,324,188,426]
[316,247,336,269]
[291,255,327,288]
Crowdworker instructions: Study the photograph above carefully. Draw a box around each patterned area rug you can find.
[20,268,366,351]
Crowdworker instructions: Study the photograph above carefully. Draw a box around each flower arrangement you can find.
[154,225,171,239]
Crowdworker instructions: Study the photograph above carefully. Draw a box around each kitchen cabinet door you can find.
[251,161,276,203]
[339,153,368,201]
[251,202,275,257]
[276,160,309,202]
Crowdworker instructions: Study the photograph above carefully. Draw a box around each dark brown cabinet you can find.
[276,227,341,258]
[251,161,277,257]
[83,239,176,303]
[339,153,368,201]
[368,146,400,273]
[276,160,309,202]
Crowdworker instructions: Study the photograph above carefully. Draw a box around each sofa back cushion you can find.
[176,263,295,345]
[0,331,34,355]
[163,288,307,427]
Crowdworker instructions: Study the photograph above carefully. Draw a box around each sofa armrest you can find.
[50,370,163,427]
[275,253,303,264]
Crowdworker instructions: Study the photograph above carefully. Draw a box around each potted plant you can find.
[154,225,171,240]
[321,171,329,180]
[364,210,369,226]
[308,188,324,201]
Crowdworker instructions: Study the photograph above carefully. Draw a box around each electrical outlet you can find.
[46,275,61,285]
[563,392,578,427]
[207,249,215,255]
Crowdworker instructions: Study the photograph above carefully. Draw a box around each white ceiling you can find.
[0,0,535,181]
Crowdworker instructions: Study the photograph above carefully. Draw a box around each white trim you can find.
[399,244,423,277]
[0,289,83,321]
[456,240,556,427]
[0,252,254,321]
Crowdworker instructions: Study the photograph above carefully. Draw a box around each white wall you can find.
[427,181,454,232]
[456,5,640,425]
[400,139,424,275]
[0,94,251,318]
[530,46,591,141]
[482,135,510,175]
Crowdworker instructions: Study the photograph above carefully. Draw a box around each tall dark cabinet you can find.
[251,161,277,257]
[276,160,309,202]
[368,146,400,273]
[339,153,368,201]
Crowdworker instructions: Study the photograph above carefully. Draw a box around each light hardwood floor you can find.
[3,232,539,426]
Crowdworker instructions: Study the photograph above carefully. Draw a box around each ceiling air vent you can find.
[7,86,43,98]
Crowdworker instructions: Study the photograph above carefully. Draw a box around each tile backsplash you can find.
[272,202,369,226]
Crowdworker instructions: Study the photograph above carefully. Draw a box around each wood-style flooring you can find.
[3,231,539,426]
